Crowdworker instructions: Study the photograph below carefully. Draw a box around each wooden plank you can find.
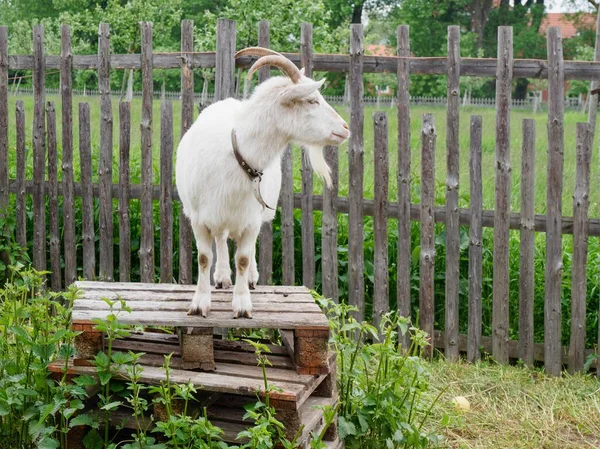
[258,20,273,286]
[98,23,113,281]
[396,25,412,350]
[445,26,461,361]
[215,19,236,102]
[301,22,315,289]
[32,24,46,273]
[348,24,365,321]
[321,146,338,302]
[61,24,76,286]
[281,144,295,285]
[160,101,174,283]
[0,27,7,214]
[214,338,290,356]
[492,26,513,365]
[46,102,61,291]
[420,114,436,358]
[178,19,194,285]
[373,112,389,331]
[15,101,26,249]
[79,103,95,280]
[545,26,565,376]
[569,123,592,373]
[75,280,309,293]
[118,102,131,282]
[519,119,536,367]
[468,116,483,363]
[140,22,154,283]
[588,11,600,130]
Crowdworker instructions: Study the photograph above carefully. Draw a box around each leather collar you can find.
[231,129,275,211]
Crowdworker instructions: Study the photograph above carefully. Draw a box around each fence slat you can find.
[545,26,565,376]
[281,144,295,285]
[0,27,7,213]
[468,115,483,362]
[519,119,536,367]
[397,25,411,350]
[98,23,113,281]
[569,123,592,373]
[46,102,61,291]
[15,101,26,248]
[140,22,154,283]
[215,19,236,102]
[119,102,131,282]
[349,24,365,321]
[322,146,338,302]
[179,19,194,285]
[300,22,315,289]
[587,12,600,129]
[492,26,513,365]
[79,103,95,280]
[33,25,46,273]
[420,114,436,358]
[445,25,461,361]
[160,101,174,283]
[373,112,389,330]
[61,24,76,286]
[258,20,273,285]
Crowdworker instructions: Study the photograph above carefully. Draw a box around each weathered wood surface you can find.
[587,10,600,129]
[61,24,77,286]
[215,19,236,102]
[545,27,565,377]
[79,103,95,280]
[46,102,61,291]
[467,115,483,363]
[281,145,295,285]
[301,22,315,289]
[322,146,339,302]
[140,22,154,283]
[160,101,174,283]
[118,102,131,282]
[33,25,46,273]
[569,123,592,373]
[15,101,26,248]
[420,114,436,357]
[373,112,389,331]
[396,25,411,350]
[445,26,461,361]
[519,119,535,367]
[492,26,513,365]
[98,23,114,281]
[348,24,365,321]
[178,19,194,285]
[75,280,309,293]
[0,27,7,214]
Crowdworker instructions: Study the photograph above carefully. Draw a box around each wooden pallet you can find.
[72,281,330,375]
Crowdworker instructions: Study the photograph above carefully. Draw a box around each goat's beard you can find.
[304,145,332,188]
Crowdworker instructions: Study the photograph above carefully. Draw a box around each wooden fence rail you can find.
[0,20,598,375]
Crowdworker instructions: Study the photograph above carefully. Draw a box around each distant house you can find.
[540,12,596,38]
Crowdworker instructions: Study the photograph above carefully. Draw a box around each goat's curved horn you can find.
[247,55,302,83]
[235,47,282,59]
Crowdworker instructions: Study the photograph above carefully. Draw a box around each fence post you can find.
[445,25,461,361]
[349,23,365,321]
[493,26,513,365]
[420,114,436,359]
[119,102,131,282]
[98,22,114,281]
[15,102,26,249]
[468,115,483,363]
[0,27,7,216]
[519,119,536,367]
[588,11,600,130]
[140,21,154,283]
[569,123,592,373]
[545,26,565,376]
[47,102,61,291]
[79,103,95,280]
[301,22,315,289]
[322,146,339,302]
[160,101,174,283]
[215,19,236,102]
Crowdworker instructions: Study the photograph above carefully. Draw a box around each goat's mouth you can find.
[330,131,350,143]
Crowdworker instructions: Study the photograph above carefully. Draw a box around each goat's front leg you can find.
[232,226,260,318]
[189,222,212,317]
[214,234,232,289]
[248,245,259,290]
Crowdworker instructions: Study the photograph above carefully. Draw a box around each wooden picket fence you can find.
[1,18,599,376]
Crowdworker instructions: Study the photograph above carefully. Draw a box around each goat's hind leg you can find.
[214,233,232,289]
[189,222,212,317]
[232,226,260,318]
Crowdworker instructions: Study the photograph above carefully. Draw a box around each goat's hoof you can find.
[243,310,253,319]
[248,282,256,290]
[215,279,231,289]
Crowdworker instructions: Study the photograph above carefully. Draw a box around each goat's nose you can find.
[343,122,349,130]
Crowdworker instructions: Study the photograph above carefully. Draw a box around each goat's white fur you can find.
[176,66,349,318]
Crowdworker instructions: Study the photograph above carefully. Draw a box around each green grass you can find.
[426,359,600,449]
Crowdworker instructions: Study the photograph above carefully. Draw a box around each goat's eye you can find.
[308,99,319,105]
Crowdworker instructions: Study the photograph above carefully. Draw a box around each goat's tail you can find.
[305,145,332,188]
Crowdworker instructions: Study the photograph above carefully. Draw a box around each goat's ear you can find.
[280,79,325,103]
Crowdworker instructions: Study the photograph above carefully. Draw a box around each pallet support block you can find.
[179,326,215,370]
[294,328,330,375]
[72,320,103,366]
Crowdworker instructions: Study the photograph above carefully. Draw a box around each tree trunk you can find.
[351,1,364,24]
[471,0,493,50]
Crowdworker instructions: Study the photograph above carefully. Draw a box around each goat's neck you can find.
[233,109,289,171]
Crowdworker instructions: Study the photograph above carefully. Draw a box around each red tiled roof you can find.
[365,44,394,56]
[540,13,596,38]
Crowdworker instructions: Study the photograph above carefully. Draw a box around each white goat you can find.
[175,48,349,318]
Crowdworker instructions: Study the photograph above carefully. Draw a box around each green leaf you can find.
[70,413,96,428]
[83,429,103,449]
[38,437,60,449]
[337,416,356,439]
[73,375,97,387]
[101,401,122,411]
